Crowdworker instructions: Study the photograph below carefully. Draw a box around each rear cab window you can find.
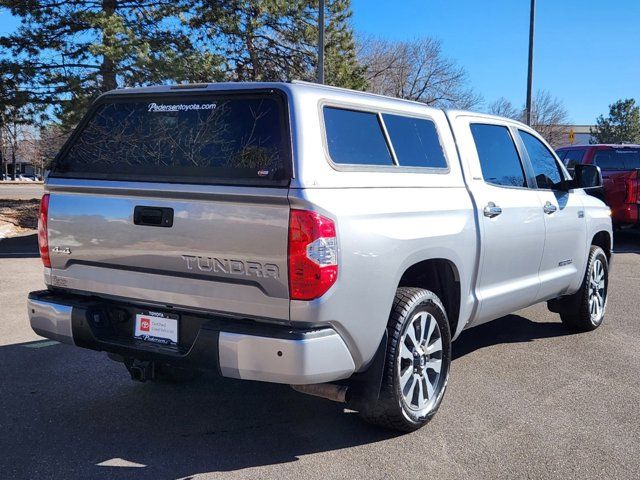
[322,106,447,169]
[51,91,292,186]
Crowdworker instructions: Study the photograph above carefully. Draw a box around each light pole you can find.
[525,0,535,125]
[317,0,325,84]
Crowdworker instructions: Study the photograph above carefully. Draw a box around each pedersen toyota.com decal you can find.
[147,102,217,112]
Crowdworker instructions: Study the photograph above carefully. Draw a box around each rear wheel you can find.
[560,246,609,331]
[360,287,451,432]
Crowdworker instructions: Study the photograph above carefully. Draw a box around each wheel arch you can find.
[591,230,612,261]
[397,258,461,338]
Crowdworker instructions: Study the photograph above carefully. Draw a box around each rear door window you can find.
[470,124,527,187]
[381,114,447,168]
[323,107,394,166]
[52,92,291,185]
[593,149,640,170]
[519,131,564,189]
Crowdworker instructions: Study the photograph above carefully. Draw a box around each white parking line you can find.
[22,340,59,348]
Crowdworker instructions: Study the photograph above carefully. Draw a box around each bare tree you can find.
[358,36,482,110]
[487,90,569,147]
[33,124,69,174]
[486,97,520,120]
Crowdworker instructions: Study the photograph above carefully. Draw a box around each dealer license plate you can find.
[134,311,179,346]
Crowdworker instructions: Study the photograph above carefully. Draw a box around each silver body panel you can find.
[46,180,290,321]
[34,81,613,381]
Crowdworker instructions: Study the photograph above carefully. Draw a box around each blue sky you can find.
[1,1,638,124]
[351,0,640,124]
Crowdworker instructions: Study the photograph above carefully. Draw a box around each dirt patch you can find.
[0,199,40,237]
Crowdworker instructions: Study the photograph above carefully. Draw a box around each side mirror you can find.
[573,164,602,189]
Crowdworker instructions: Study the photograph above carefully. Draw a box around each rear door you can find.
[46,89,292,321]
[453,117,546,324]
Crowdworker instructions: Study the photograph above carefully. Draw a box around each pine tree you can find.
[591,99,640,144]
[322,0,366,90]
[0,0,223,130]
[189,0,365,89]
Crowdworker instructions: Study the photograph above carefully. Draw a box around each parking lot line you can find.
[21,340,59,348]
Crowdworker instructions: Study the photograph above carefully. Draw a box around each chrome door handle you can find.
[483,202,502,218]
[543,202,557,215]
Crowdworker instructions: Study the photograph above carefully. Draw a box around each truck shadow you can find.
[613,228,640,254]
[0,341,396,479]
[452,314,572,360]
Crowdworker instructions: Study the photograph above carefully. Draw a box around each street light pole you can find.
[317,0,325,84]
[525,0,535,125]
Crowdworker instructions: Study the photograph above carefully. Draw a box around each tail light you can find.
[624,171,639,204]
[288,209,338,300]
[37,194,51,268]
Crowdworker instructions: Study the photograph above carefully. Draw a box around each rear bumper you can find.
[27,290,355,385]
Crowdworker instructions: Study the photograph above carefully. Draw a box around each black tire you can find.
[560,246,609,332]
[360,287,451,432]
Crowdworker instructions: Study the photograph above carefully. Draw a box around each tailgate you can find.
[44,89,292,321]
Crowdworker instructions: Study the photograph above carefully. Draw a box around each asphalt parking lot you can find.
[1,230,639,480]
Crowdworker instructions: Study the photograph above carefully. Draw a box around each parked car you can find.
[28,82,612,432]
[557,144,640,228]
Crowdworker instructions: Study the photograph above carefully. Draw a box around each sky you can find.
[1,1,639,124]
[350,0,640,124]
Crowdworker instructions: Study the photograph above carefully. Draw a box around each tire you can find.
[360,287,452,432]
[560,246,609,332]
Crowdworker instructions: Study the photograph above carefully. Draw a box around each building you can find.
[3,158,37,178]
[556,125,595,148]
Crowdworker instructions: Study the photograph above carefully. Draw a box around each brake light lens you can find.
[624,171,638,204]
[288,209,338,300]
[38,194,51,268]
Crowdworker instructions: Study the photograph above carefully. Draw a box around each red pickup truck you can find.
[557,144,640,228]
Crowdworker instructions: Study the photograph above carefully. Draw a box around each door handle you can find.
[133,206,174,227]
[543,202,557,215]
[483,202,502,218]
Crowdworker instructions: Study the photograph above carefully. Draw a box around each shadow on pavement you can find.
[0,342,396,479]
[452,314,573,360]
[1,314,576,479]
[0,233,38,258]
[613,228,640,254]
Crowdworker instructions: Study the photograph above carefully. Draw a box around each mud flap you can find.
[345,331,388,412]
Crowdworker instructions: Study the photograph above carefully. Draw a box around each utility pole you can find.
[317,0,325,84]
[525,0,535,125]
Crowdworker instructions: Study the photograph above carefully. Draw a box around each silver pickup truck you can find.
[28,81,612,432]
